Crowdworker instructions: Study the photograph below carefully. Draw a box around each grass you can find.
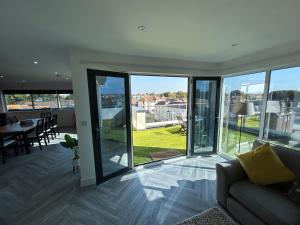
[221,127,257,158]
[244,116,260,128]
[102,119,260,164]
[221,115,260,158]
[102,123,187,165]
[133,125,186,165]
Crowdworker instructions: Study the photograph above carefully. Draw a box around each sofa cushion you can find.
[237,143,296,185]
[230,180,300,225]
[253,140,300,178]
[287,179,300,204]
[227,197,266,225]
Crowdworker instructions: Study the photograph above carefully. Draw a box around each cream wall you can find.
[0,89,75,127]
[6,109,76,128]
[70,49,219,186]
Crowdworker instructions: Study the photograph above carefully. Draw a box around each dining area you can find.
[0,112,59,164]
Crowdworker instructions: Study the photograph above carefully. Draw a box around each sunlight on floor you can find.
[32,128,77,147]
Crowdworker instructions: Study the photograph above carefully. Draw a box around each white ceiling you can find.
[1,0,300,86]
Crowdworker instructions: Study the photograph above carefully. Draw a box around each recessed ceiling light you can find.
[21,80,26,83]
[33,61,38,64]
[137,25,146,31]
[232,43,239,47]
[54,72,58,75]
[0,75,4,78]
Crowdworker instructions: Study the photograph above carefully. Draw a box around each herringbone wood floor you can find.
[0,130,225,225]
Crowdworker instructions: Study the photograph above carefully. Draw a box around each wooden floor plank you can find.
[0,129,226,225]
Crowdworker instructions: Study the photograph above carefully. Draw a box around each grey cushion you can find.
[230,180,300,225]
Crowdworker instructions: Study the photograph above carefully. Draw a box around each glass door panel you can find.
[87,69,131,184]
[191,78,220,154]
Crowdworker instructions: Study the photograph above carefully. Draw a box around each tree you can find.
[176,91,187,98]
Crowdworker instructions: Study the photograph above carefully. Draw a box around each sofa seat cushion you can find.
[230,180,300,225]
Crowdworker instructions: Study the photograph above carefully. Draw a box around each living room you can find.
[1,1,300,225]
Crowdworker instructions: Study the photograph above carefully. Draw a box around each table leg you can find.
[23,133,31,154]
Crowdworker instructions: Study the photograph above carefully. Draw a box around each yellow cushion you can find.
[237,143,296,185]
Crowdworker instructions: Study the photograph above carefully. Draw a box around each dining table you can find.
[0,118,40,154]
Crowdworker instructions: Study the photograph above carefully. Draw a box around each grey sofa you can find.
[216,140,300,225]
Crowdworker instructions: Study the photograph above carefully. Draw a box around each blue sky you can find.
[224,67,300,94]
[270,67,300,91]
[224,72,266,94]
[131,75,188,94]
[100,67,300,95]
[98,76,124,94]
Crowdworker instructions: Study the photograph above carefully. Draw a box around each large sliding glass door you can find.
[87,69,132,184]
[218,67,300,157]
[87,70,223,184]
[191,77,220,154]
[219,72,266,158]
[263,66,300,151]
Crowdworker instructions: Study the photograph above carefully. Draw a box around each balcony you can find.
[132,104,187,165]
[133,125,186,165]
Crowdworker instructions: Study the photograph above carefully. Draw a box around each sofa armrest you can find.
[216,159,246,208]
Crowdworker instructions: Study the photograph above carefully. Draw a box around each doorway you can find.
[131,75,189,165]
[191,77,220,154]
[87,69,221,183]
[87,69,132,184]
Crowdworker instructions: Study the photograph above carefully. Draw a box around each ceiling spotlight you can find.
[232,43,239,47]
[21,80,26,83]
[54,72,58,75]
[137,25,146,31]
[0,75,4,78]
[34,61,39,64]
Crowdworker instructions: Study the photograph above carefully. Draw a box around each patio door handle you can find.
[95,123,101,139]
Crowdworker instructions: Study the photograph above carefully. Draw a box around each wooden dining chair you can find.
[27,119,47,150]
[7,116,18,124]
[40,112,51,118]
[44,116,54,142]
[50,114,59,137]
[0,113,7,126]
[0,135,18,164]
[6,116,24,151]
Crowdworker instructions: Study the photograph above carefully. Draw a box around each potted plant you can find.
[61,134,80,174]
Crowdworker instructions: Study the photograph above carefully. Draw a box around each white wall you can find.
[0,81,72,90]
[70,49,219,187]
[0,91,6,113]
[71,47,300,187]
[221,47,300,76]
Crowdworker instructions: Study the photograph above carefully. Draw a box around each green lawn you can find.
[133,125,186,165]
[237,115,260,128]
[244,116,260,128]
[103,121,259,164]
[221,127,257,158]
